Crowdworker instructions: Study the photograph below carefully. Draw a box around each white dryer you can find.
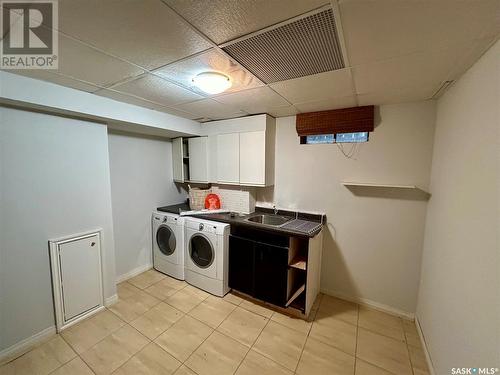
[152,211,184,280]
[184,217,230,297]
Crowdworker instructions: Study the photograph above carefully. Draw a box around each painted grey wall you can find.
[417,40,499,373]
[107,131,186,280]
[0,107,116,351]
[258,102,436,315]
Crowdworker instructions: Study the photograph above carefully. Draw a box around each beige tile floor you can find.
[0,269,430,375]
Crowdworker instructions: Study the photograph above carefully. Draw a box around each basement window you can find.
[305,134,335,144]
[336,132,369,143]
[301,132,369,144]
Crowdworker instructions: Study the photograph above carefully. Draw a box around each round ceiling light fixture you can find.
[192,72,232,94]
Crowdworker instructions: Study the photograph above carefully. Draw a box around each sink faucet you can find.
[273,205,278,215]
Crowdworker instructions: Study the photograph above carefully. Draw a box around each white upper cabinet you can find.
[188,137,208,183]
[171,114,276,186]
[239,131,266,185]
[217,133,240,184]
[172,137,184,182]
[207,135,218,183]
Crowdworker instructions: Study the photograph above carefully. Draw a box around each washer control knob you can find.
[162,217,167,222]
[199,223,204,231]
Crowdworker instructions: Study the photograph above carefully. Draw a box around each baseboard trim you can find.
[320,288,415,320]
[115,263,152,284]
[0,325,56,365]
[105,294,118,306]
[415,316,436,375]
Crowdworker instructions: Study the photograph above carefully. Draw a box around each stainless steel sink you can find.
[245,214,293,226]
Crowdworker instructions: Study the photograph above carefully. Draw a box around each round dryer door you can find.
[156,226,176,256]
[189,234,214,268]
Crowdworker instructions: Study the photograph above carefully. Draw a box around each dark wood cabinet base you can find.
[228,225,322,316]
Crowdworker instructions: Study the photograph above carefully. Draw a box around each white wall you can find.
[108,131,186,280]
[416,41,499,373]
[258,102,436,315]
[0,107,116,351]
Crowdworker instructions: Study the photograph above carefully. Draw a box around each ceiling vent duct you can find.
[222,8,345,84]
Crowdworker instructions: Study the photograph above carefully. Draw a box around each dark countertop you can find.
[156,203,325,238]
[158,203,190,214]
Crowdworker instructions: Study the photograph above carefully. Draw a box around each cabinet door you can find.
[59,235,102,321]
[207,135,218,183]
[217,133,239,184]
[188,137,208,182]
[254,242,288,306]
[239,131,265,185]
[228,235,254,296]
[172,137,184,182]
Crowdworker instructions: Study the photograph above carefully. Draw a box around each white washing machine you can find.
[152,211,184,280]
[184,217,230,297]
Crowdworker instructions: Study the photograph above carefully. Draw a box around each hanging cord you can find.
[336,142,361,159]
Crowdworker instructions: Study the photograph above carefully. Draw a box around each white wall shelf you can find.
[342,182,431,199]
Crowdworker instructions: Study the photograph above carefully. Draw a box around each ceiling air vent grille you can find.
[222,9,345,84]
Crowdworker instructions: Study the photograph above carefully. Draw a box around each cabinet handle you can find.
[90,242,96,247]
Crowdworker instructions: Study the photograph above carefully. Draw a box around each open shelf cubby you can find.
[289,254,307,270]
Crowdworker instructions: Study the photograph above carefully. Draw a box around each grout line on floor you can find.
[181,300,251,375]
[353,303,360,374]
[355,320,409,344]
[2,271,420,375]
[109,322,156,375]
[59,308,127,356]
[292,310,313,373]
[231,313,273,375]
[404,328,417,375]
[57,334,98,375]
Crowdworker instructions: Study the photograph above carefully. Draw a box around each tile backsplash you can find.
[212,186,256,214]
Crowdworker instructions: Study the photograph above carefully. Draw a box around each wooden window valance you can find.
[296,106,375,136]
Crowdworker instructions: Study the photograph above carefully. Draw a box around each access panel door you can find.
[53,233,103,328]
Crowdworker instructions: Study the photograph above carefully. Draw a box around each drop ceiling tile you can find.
[269,69,354,104]
[113,74,204,106]
[267,106,300,118]
[58,0,212,70]
[10,70,101,93]
[357,87,436,106]
[94,89,164,110]
[156,107,201,120]
[446,36,499,82]
[155,49,263,96]
[176,99,246,120]
[95,89,200,120]
[164,0,328,44]
[340,0,500,65]
[215,87,290,113]
[57,34,144,87]
[352,42,474,95]
[295,96,357,113]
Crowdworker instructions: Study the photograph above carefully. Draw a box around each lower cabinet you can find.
[228,235,255,296]
[229,225,323,317]
[254,243,288,306]
[228,231,289,307]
